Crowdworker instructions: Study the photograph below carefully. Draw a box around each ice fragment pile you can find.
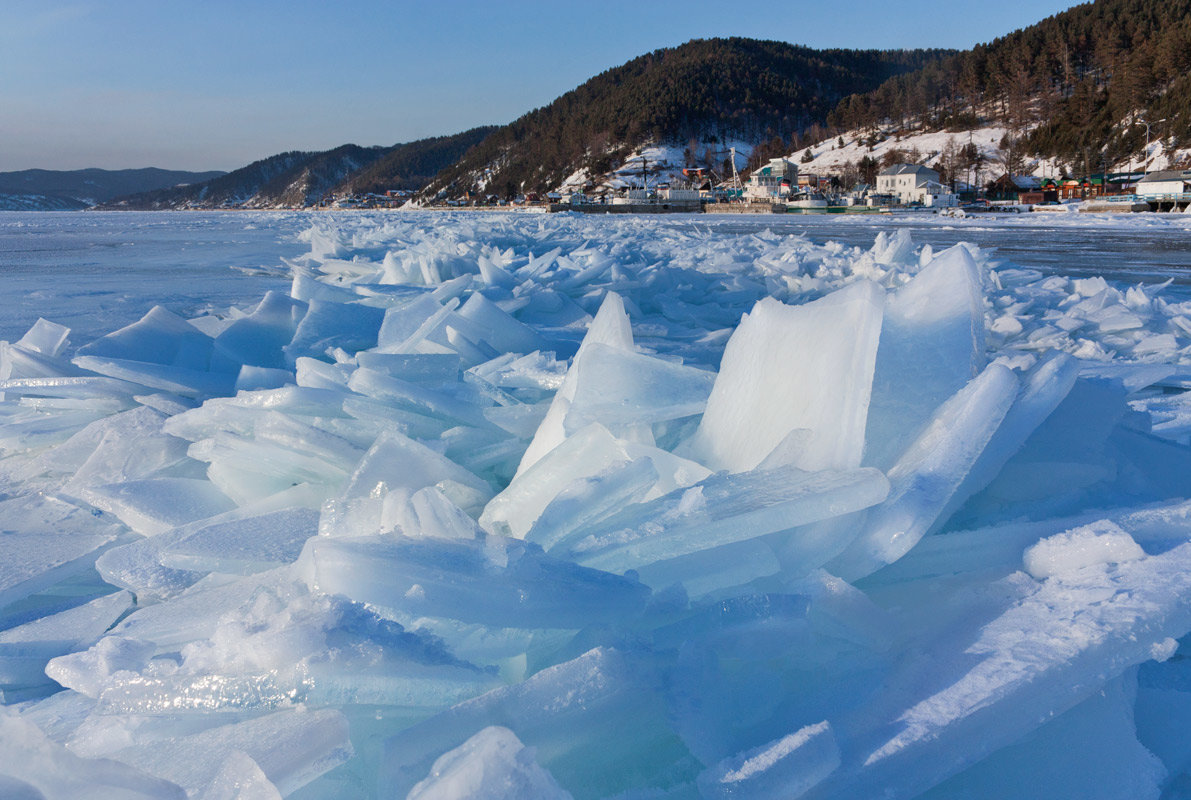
[4,212,1191,798]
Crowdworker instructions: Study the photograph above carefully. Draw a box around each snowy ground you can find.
[796,123,1191,183]
[4,210,1191,798]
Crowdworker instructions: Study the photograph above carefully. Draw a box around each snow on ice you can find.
[3,210,1191,798]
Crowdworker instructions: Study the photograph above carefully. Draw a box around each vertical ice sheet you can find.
[514,292,634,478]
[407,726,573,800]
[688,281,884,474]
[863,244,986,470]
[830,363,1019,581]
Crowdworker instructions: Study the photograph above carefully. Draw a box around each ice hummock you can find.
[4,211,1191,798]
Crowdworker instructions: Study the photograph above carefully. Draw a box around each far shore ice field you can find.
[3,208,1191,798]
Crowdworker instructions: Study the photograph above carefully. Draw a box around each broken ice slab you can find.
[864,244,987,471]
[343,429,493,513]
[72,355,237,398]
[80,477,237,537]
[348,366,493,430]
[950,374,1158,529]
[92,654,498,717]
[97,708,352,798]
[919,671,1164,800]
[95,484,324,599]
[86,591,500,715]
[162,386,355,444]
[452,293,549,356]
[558,464,890,577]
[15,318,71,357]
[107,569,294,651]
[0,406,117,457]
[376,295,464,355]
[406,726,572,800]
[355,352,463,384]
[561,342,716,432]
[94,528,205,601]
[375,294,449,350]
[0,373,144,400]
[687,281,884,474]
[284,298,385,364]
[0,590,132,693]
[0,494,124,613]
[803,538,1191,800]
[36,406,191,498]
[381,647,696,799]
[211,290,306,370]
[481,423,711,540]
[195,752,282,800]
[157,507,319,574]
[524,458,660,552]
[829,363,1019,582]
[933,351,1080,534]
[0,344,88,403]
[0,708,186,800]
[188,414,362,506]
[514,291,635,477]
[75,306,218,371]
[234,365,293,392]
[297,533,650,629]
[698,721,840,800]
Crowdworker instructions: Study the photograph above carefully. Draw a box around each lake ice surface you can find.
[2,209,1191,799]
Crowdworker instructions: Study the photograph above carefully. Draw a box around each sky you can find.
[0,0,1083,173]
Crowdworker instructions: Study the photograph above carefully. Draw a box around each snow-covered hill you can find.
[793,123,1191,184]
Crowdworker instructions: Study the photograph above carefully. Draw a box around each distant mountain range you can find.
[100,128,496,210]
[0,168,226,210]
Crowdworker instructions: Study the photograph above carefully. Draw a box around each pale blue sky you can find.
[0,0,1081,172]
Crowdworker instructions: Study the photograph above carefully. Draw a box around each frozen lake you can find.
[5,208,1191,797]
[3,210,1191,346]
[704,210,1191,287]
[0,211,309,343]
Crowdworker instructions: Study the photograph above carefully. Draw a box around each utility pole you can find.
[1140,118,1166,175]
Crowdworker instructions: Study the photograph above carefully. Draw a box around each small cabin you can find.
[1136,170,1191,197]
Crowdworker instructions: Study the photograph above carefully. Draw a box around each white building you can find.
[744,158,797,200]
[876,163,957,207]
[1136,170,1191,197]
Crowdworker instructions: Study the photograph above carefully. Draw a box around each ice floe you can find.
[3,210,1191,798]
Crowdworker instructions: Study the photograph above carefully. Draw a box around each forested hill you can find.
[336,127,497,196]
[103,128,496,209]
[417,38,950,200]
[828,0,1191,172]
[102,146,390,209]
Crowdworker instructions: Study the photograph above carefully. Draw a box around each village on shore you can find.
[326,153,1191,216]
